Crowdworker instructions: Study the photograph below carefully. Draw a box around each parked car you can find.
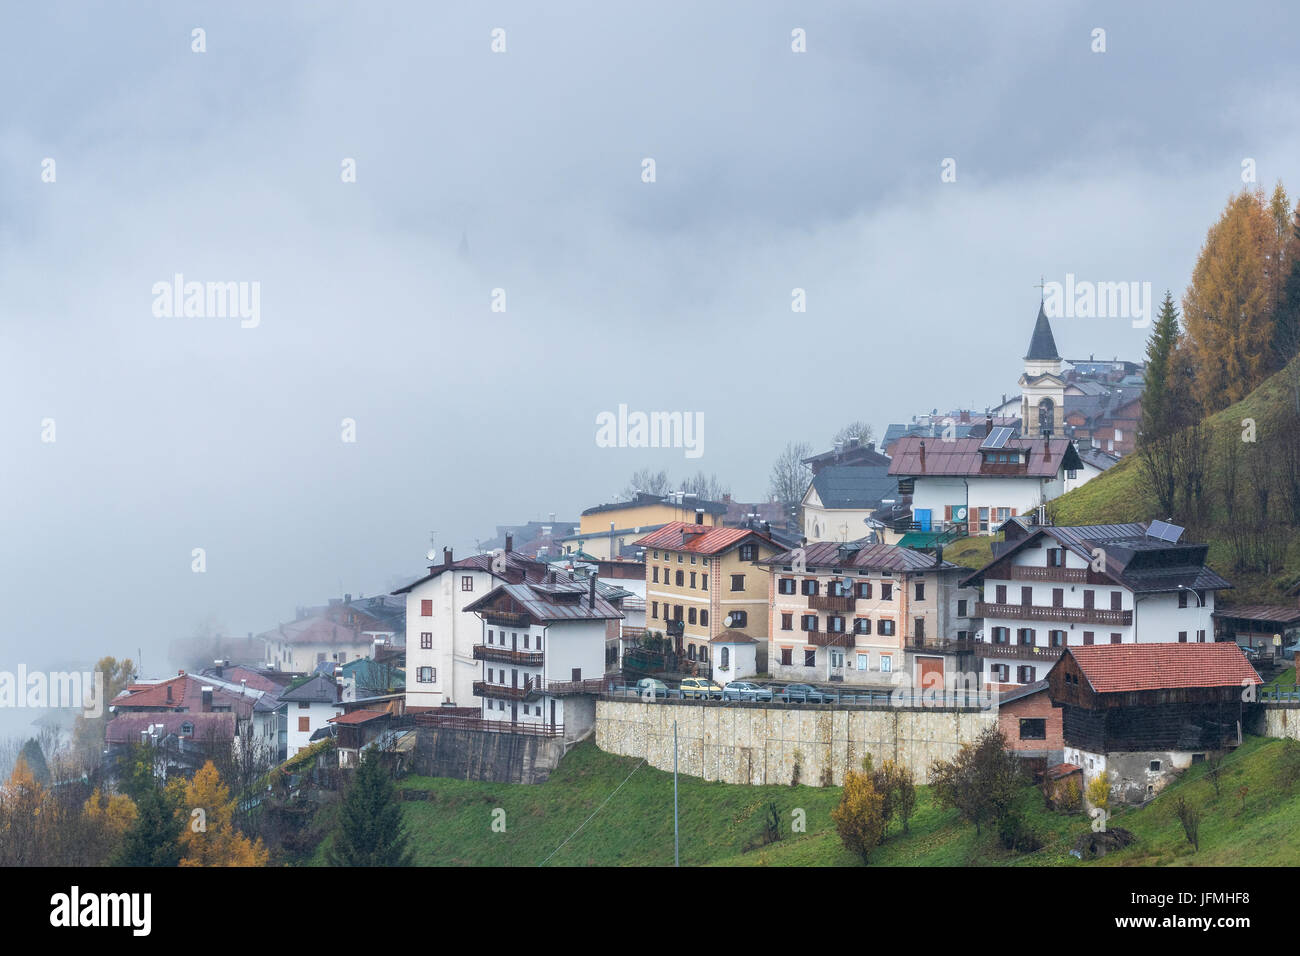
[1238,644,1262,661]
[679,677,724,700]
[779,683,835,704]
[635,678,669,699]
[721,681,773,702]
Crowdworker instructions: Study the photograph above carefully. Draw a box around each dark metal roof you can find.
[1025,300,1060,361]
[806,465,897,510]
[1212,604,1300,625]
[763,539,962,573]
[581,492,728,517]
[464,580,624,622]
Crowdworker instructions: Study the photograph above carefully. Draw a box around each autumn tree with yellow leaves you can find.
[175,761,268,867]
[1182,187,1290,413]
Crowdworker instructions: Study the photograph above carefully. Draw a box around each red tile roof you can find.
[633,522,774,555]
[114,674,195,710]
[1068,643,1261,694]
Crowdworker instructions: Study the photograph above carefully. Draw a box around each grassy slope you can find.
[1047,355,1300,603]
[363,735,1298,867]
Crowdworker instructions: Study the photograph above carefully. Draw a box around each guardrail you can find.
[601,684,989,708]
[1259,683,1300,702]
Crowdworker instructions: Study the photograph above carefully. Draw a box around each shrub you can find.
[1085,773,1111,812]
[831,770,885,863]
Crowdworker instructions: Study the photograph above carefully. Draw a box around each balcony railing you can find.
[1006,566,1096,584]
[973,642,1065,661]
[473,681,531,702]
[976,602,1131,626]
[482,610,531,626]
[474,677,611,701]
[473,644,544,667]
[808,593,857,613]
[903,637,976,654]
[806,630,855,648]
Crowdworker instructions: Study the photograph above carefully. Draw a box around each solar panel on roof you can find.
[980,426,1013,449]
[1146,520,1185,543]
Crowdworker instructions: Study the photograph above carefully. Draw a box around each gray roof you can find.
[807,465,897,510]
[763,539,963,573]
[1025,301,1060,361]
[464,579,624,622]
[278,674,339,704]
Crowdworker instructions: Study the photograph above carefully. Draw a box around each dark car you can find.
[779,683,835,704]
[721,681,774,702]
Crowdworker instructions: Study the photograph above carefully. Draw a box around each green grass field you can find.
[359,735,1299,867]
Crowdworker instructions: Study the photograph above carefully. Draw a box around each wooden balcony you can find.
[806,630,855,648]
[974,642,1064,661]
[1006,566,1105,584]
[482,610,531,627]
[473,681,530,702]
[808,593,857,613]
[473,644,544,667]
[976,602,1131,626]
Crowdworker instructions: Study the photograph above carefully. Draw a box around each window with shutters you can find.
[1083,590,1095,609]
[915,582,925,601]
[957,599,968,616]
[700,610,708,626]
[881,583,893,601]
[779,577,796,595]
[1083,631,1094,645]
[739,544,757,562]
[730,574,745,591]
[858,581,872,599]
[1178,631,1187,643]
[914,618,925,640]
[730,610,747,627]
[995,584,1007,603]
[461,576,473,591]
[1021,586,1033,605]
[855,618,871,635]
[781,612,793,631]
[651,601,658,619]
[878,619,896,636]
[804,649,816,667]
[1110,633,1121,644]
[675,570,684,586]
[1052,588,1064,607]
[688,607,697,625]
[420,632,432,650]
[801,579,818,596]
[421,599,433,617]
[801,614,818,632]
[828,616,845,633]
[653,567,659,583]
[780,647,793,666]
[1110,592,1123,611]
[299,717,310,732]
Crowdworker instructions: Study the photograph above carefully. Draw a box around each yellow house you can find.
[563,492,727,560]
[634,520,782,667]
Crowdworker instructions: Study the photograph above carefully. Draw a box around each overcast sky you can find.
[3,0,1299,691]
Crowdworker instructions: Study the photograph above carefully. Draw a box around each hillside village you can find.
[11,289,1295,870]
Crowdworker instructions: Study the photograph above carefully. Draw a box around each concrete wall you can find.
[595,698,995,786]
[1256,705,1300,740]
[412,727,569,784]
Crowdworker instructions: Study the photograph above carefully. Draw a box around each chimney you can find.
[985,415,992,434]
[695,509,705,525]
[444,546,453,567]
[547,568,557,586]
[344,593,351,603]
[934,545,944,568]
[919,441,926,472]
[505,533,513,553]
[588,573,597,608]
[213,659,224,679]
[201,686,214,712]
[722,493,732,505]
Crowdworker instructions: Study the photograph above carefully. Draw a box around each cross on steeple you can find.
[1033,275,1046,300]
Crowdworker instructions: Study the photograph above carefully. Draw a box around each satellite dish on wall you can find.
[724,614,735,627]
[426,550,436,561]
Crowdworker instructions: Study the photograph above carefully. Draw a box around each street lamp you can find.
[1177,585,1203,608]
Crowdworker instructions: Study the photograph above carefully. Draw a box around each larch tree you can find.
[176,761,269,867]
[1182,189,1278,412]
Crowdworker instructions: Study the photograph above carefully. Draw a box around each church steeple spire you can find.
[1025,299,1060,362]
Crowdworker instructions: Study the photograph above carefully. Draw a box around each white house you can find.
[278,673,343,758]
[888,432,1085,535]
[394,541,550,710]
[709,630,758,685]
[463,571,621,738]
[801,465,898,543]
[961,521,1230,689]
